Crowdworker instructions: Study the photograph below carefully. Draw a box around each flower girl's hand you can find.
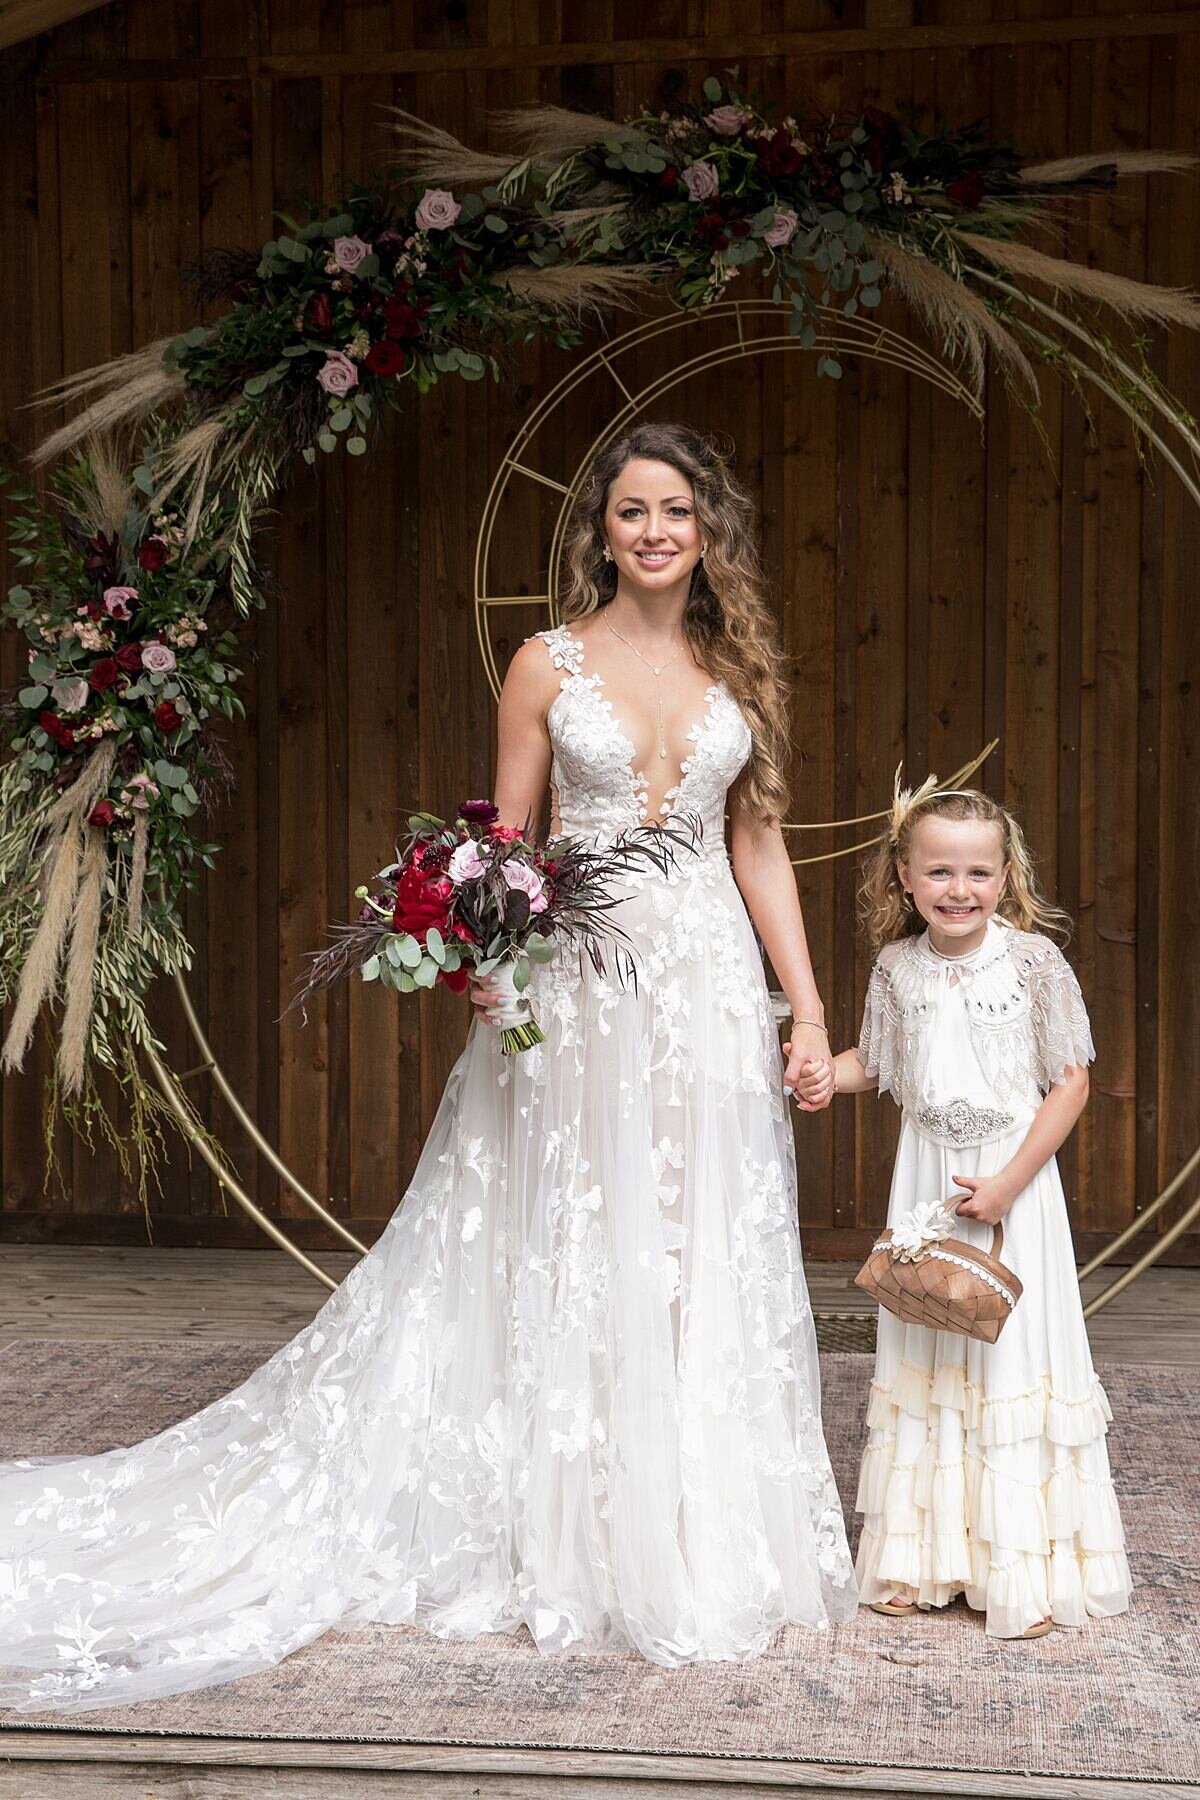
[952,1173,1016,1227]
[468,972,500,1026]
[783,1048,834,1112]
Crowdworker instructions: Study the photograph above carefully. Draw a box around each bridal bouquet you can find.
[291,799,699,1053]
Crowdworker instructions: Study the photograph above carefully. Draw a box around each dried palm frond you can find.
[489,104,623,159]
[865,232,1038,399]
[1019,150,1198,186]
[29,339,187,467]
[492,261,658,315]
[384,108,518,189]
[955,230,1200,328]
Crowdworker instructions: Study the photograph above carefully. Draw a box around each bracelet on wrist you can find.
[791,1018,828,1035]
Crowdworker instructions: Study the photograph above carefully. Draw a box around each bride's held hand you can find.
[468,972,501,1026]
[782,1026,835,1112]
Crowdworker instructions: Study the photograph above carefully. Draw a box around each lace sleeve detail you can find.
[528,624,583,679]
[1016,934,1096,1091]
[857,951,905,1105]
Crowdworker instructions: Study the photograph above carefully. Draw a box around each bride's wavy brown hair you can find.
[559,422,792,824]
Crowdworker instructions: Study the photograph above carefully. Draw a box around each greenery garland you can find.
[4,74,1199,1204]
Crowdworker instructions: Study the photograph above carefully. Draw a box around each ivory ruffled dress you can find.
[854,918,1132,1637]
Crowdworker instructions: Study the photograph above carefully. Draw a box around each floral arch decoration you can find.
[1,79,1198,1306]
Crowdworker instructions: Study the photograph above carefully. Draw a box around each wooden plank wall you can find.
[0,0,1197,1262]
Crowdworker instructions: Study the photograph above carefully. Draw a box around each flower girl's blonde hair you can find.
[858,772,1073,951]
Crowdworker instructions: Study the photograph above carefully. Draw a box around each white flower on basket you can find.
[890,1199,955,1263]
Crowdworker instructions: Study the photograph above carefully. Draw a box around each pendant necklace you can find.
[604,614,687,759]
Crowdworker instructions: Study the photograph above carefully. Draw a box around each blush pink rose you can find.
[764,207,800,248]
[103,585,138,620]
[500,858,549,914]
[125,773,160,810]
[414,188,462,232]
[316,350,359,396]
[682,161,720,202]
[141,642,177,674]
[448,839,488,884]
[704,104,749,136]
[332,234,372,274]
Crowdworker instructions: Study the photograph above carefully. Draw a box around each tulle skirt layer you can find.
[0,853,856,1713]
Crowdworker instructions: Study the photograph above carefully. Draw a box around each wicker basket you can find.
[855,1211,1023,1344]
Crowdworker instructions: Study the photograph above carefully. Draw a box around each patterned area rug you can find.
[0,1339,1195,1784]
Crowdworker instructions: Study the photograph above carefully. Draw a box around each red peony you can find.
[89,656,121,691]
[946,172,986,211]
[115,642,144,673]
[365,339,407,376]
[88,799,116,827]
[154,699,183,732]
[391,863,453,944]
[38,709,75,750]
[755,126,806,181]
[137,536,169,572]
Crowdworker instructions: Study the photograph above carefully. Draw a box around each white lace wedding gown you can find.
[0,623,856,1714]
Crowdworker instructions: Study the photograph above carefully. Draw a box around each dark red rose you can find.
[39,709,75,750]
[459,798,499,824]
[374,229,407,263]
[755,126,806,181]
[946,172,986,211]
[115,642,144,673]
[365,338,407,376]
[696,208,729,250]
[861,105,902,172]
[89,656,121,691]
[808,152,843,201]
[137,536,169,572]
[657,165,680,191]
[440,965,470,995]
[450,918,480,946]
[384,297,422,341]
[154,699,183,732]
[309,291,334,334]
[730,217,751,238]
[391,863,453,943]
[88,799,116,827]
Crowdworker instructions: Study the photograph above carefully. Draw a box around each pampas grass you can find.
[492,262,658,315]
[59,826,107,1094]
[955,230,1200,328]
[385,109,519,189]
[1019,150,1198,186]
[29,338,190,467]
[864,231,1038,398]
[489,103,623,159]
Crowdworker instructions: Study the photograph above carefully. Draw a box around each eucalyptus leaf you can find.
[413,957,439,989]
[18,685,48,709]
[346,436,367,456]
[396,970,416,993]
[511,958,531,994]
[362,955,381,981]
[425,926,446,966]
[399,935,423,969]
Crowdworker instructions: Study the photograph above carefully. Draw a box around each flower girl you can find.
[791,781,1132,1639]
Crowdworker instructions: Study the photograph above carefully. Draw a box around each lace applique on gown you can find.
[0,622,856,1714]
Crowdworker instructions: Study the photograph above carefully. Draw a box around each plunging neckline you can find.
[559,626,724,825]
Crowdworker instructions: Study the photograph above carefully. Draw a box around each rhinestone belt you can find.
[911,1097,1016,1145]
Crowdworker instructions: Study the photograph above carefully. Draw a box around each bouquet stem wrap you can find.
[489,961,546,1055]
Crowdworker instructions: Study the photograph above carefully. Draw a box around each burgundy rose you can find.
[391,864,453,944]
[861,105,902,173]
[459,798,500,824]
[137,536,169,572]
[384,296,422,341]
[89,656,121,691]
[450,917,480,945]
[115,642,144,674]
[374,229,407,263]
[365,339,407,376]
[755,127,806,181]
[308,291,334,334]
[39,709,75,750]
[946,172,986,211]
[154,699,183,733]
[657,165,680,191]
[808,152,843,201]
[88,799,116,828]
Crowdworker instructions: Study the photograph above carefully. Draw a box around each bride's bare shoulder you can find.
[500,632,567,720]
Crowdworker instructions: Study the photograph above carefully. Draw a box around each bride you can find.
[0,421,856,1714]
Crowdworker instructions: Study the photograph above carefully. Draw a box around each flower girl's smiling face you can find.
[604,458,704,592]
[898,815,1010,956]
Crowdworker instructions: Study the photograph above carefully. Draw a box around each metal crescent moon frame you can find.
[161,298,1195,1310]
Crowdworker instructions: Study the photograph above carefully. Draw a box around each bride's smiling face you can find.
[603,458,705,593]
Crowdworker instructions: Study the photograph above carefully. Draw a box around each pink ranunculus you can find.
[448,839,488,884]
[414,188,462,232]
[316,350,359,396]
[332,234,372,274]
[103,585,139,620]
[764,207,800,248]
[51,676,90,712]
[500,858,549,914]
[704,104,749,136]
[126,772,160,810]
[683,161,720,202]
[141,642,177,674]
